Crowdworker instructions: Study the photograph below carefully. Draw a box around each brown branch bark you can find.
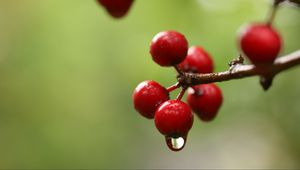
[287,0,300,6]
[178,50,300,89]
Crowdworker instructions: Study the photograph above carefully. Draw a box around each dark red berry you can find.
[187,84,223,122]
[133,80,169,119]
[97,0,134,18]
[178,46,214,73]
[150,31,188,67]
[155,100,193,137]
[239,23,282,65]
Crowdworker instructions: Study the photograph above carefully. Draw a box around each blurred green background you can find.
[0,0,300,169]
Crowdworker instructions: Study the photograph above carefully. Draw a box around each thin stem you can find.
[176,87,187,101]
[174,65,183,75]
[266,1,280,25]
[167,82,181,92]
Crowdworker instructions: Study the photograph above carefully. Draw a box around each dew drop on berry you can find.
[165,136,186,152]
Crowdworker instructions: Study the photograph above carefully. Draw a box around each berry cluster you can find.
[133,31,223,151]
[133,24,281,151]
[97,0,284,152]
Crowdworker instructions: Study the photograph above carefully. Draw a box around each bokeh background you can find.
[0,0,300,169]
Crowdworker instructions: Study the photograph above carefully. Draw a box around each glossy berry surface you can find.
[187,84,223,122]
[178,46,214,73]
[133,80,169,119]
[239,24,281,64]
[150,31,188,67]
[97,0,134,18]
[155,100,193,137]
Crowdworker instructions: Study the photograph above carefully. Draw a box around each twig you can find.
[287,0,300,7]
[178,50,300,88]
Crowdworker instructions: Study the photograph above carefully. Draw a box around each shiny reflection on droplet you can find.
[165,136,186,152]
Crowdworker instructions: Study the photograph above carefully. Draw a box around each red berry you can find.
[97,0,134,18]
[150,31,188,67]
[155,100,193,137]
[178,46,214,73]
[187,84,223,122]
[239,23,282,64]
[133,80,169,119]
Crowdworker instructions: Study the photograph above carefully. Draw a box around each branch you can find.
[287,0,300,6]
[179,50,300,89]
[275,0,300,7]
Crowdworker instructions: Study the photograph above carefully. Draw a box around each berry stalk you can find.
[176,87,187,101]
[266,0,280,25]
[167,82,181,92]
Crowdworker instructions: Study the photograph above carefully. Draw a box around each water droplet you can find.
[165,135,186,152]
